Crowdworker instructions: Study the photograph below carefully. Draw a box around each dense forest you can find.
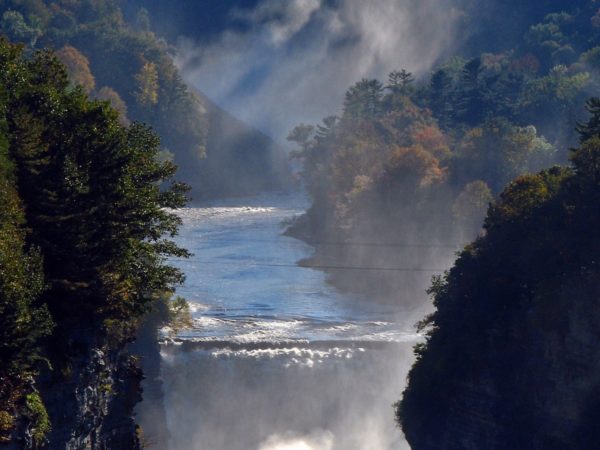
[287,0,600,303]
[0,0,289,199]
[397,100,600,449]
[0,37,188,447]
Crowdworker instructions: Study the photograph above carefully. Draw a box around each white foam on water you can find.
[178,312,422,345]
[187,301,210,313]
[175,206,283,224]
[210,346,363,367]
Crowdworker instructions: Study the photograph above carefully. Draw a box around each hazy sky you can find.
[176,0,469,142]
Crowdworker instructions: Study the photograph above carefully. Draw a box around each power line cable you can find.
[189,236,461,249]
[22,226,462,250]
[167,258,446,273]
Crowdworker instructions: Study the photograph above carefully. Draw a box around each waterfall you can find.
[137,192,425,450]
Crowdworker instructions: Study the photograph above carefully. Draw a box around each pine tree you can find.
[343,79,384,119]
[429,68,454,127]
[576,97,600,143]
[457,57,487,125]
[388,69,415,95]
[1,39,189,338]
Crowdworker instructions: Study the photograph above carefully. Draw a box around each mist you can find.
[133,194,437,450]
[133,2,500,449]
[161,341,413,450]
[176,0,471,141]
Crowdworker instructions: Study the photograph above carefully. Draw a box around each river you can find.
[151,192,427,450]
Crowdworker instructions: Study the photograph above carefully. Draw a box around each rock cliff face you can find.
[405,283,600,450]
[2,343,144,450]
[403,280,600,450]
[40,349,142,450]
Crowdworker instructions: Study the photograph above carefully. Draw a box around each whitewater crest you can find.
[176,206,280,223]
[168,313,418,344]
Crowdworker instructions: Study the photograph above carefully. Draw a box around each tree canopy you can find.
[0,38,188,442]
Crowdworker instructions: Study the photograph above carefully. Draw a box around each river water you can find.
[157,192,426,450]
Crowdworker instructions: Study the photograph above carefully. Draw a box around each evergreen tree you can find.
[387,69,414,95]
[429,68,454,127]
[456,57,487,125]
[343,79,384,119]
[576,97,600,143]
[0,96,52,376]
[1,39,189,337]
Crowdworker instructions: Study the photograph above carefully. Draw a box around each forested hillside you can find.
[0,39,187,447]
[0,0,289,199]
[287,0,599,303]
[398,98,600,450]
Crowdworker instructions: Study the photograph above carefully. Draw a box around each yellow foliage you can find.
[135,61,159,106]
[0,410,14,441]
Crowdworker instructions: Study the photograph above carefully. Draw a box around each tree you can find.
[576,97,600,143]
[135,7,151,32]
[381,144,446,192]
[315,115,338,141]
[55,45,96,93]
[287,123,314,151]
[1,40,188,335]
[0,82,53,442]
[452,119,557,193]
[0,10,42,47]
[387,69,414,95]
[135,60,159,106]
[95,86,129,124]
[456,57,487,125]
[0,109,52,376]
[343,79,384,119]
[428,68,454,127]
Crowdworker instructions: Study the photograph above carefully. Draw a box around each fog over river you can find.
[147,192,431,450]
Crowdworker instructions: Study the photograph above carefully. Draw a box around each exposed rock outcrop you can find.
[2,344,144,450]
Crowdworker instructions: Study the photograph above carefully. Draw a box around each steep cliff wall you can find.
[1,345,143,450]
[404,280,600,450]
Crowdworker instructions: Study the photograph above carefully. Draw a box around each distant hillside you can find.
[190,90,290,200]
[0,0,290,199]
[123,0,261,44]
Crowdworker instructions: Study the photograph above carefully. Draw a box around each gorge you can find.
[1,1,600,449]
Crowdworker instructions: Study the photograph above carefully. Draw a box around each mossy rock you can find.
[0,410,14,442]
[25,393,50,446]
